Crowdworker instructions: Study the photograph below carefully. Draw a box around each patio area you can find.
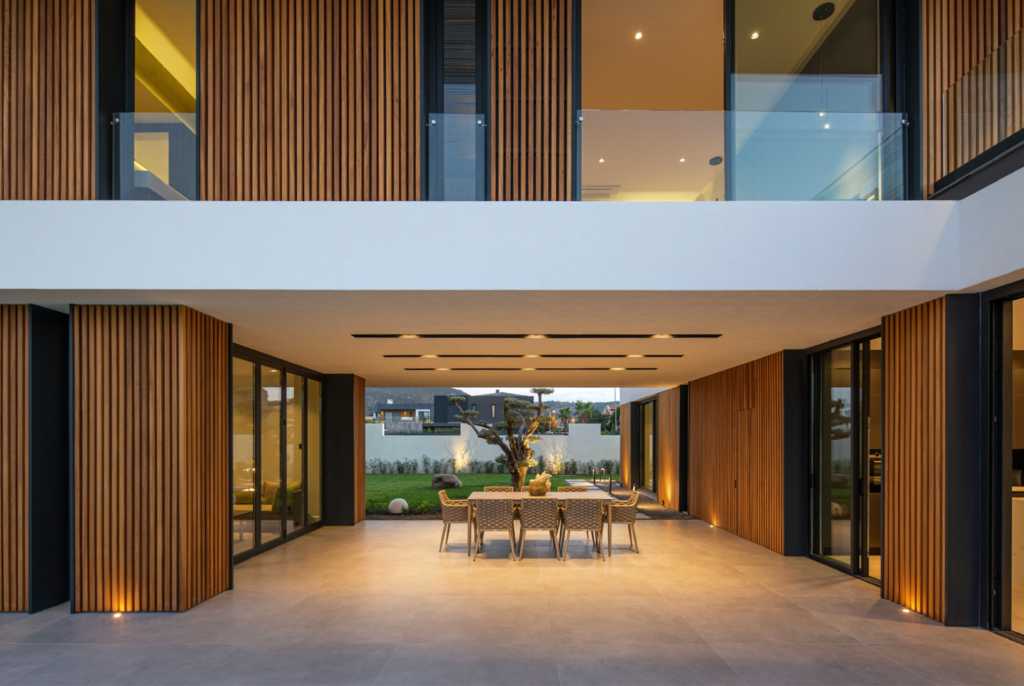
[2,520,1024,685]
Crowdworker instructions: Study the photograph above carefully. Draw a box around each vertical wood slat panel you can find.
[200,0,421,201]
[490,0,571,200]
[883,298,947,623]
[656,389,680,511]
[689,352,786,554]
[619,402,632,488]
[924,0,1024,195]
[73,306,229,612]
[0,306,29,611]
[0,0,94,199]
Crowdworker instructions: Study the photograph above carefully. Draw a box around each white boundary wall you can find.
[366,422,619,472]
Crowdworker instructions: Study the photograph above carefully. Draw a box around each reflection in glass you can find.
[260,366,283,544]
[642,401,656,492]
[232,359,256,555]
[865,338,883,580]
[307,380,322,524]
[128,0,197,200]
[1011,300,1023,633]
[814,345,853,566]
[286,373,304,533]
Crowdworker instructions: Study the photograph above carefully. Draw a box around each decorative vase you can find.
[528,481,549,496]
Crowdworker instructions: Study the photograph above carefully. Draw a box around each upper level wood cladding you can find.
[200,0,421,200]
[490,0,573,200]
[73,306,230,612]
[0,0,94,199]
[883,297,947,622]
[0,306,29,611]
[924,0,1024,194]
[690,353,785,554]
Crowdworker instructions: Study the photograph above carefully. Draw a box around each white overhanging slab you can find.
[0,199,961,292]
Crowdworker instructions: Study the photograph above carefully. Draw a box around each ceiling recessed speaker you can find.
[709,156,723,166]
[813,2,835,20]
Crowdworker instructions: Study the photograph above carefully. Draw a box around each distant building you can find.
[433,390,533,425]
[378,404,432,422]
[602,405,618,416]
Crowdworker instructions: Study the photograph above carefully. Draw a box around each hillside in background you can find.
[365,387,616,416]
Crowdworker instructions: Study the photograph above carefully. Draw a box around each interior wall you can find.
[0,0,95,199]
[689,352,786,554]
[200,0,422,200]
[73,305,230,612]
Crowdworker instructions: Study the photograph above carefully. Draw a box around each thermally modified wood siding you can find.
[0,306,29,611]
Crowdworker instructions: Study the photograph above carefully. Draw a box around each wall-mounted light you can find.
[751,31,759,39]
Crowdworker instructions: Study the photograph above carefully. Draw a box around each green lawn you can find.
[365,473,619,513]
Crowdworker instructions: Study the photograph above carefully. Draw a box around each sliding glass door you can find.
[811,336,883,580]
[232,352,324,561]
[641,399,657,493]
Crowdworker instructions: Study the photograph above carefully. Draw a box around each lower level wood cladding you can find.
[72,305,230,612]
[0,306,29,611]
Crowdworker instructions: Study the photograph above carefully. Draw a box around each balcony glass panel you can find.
[427,113,487,200]
[115,112,197,200]
[579,109,904,201]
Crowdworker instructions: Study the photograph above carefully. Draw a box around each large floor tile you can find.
[542,595,702,644]
[555,642,744,686]
[401,596,551,644]
[191,643,396,685]
[0,645,78,685]
[713,642,931,685]
[373,643,560,686]
[673,597,859,644]
[247,595,420,644]
[871,641,1024,685]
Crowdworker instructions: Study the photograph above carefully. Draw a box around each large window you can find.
[119,0,198,200]
[641,399,657,492]
[811,335,883,579]
[997,297,1024,633]
[232,353,324,561]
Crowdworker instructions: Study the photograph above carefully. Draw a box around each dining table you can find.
[464,490,617,557]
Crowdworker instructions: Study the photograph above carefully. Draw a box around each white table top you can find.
[466,490,614,501]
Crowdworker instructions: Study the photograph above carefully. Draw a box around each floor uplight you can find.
[113,613,122,618]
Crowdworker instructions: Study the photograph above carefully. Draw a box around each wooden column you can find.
[490,0,573,200]
[655,387,685,511]
[72,306,230,612]
[689,352,806,555]
[0,0,95,199]
[1,306,70,613]
[618,401,632,488]
[883,295,982,625]
[200,0,421,201]
[323,374,366,526]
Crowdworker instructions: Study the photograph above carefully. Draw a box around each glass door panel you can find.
[642,400,657,492]
[864,338,883,580]
[307,379,322,524]
[260,366,283,544]
[232,358,256,555]
[285,373,305,533]
[1010,299,1023,632]
[813,345,853,567]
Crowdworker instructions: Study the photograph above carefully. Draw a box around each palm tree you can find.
[557,406,573,432]
[573,400,595,423]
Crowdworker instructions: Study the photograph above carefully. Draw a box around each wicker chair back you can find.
[562,498,604,530]
[475,498,514,530]
[557,486,589,492]
[519,497,560,529]
[483,486,514,492]
[439,490,469,524]
[610,490,639,523]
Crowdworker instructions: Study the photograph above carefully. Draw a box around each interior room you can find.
[1010,299,1024,632]
[580,0,725,201]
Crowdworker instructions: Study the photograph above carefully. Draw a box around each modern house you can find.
[432,391,534,425]
[3,0,1024,648]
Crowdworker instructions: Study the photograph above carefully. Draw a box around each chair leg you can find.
[627,524,635,551]
[445,524,453,546]
[439,523,448,552]
[630,524,641,554]
[549,530,557,552]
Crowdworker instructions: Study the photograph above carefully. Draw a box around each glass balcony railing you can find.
[427,113,487,201]
[114,112,197,201]
[578,110,906,201]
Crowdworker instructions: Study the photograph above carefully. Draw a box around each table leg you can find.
[607,504,612,557]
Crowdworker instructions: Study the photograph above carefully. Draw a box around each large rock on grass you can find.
[432,474,463,489]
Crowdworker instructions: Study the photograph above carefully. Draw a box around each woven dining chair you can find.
[556,486,592,540]
[607,489,641,556]
[517,497,561,560]
[483,486,514,492]
[473,498,518,561]
[438,489,472,555]
[559,498,606,561]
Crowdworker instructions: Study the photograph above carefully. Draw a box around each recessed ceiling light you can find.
[399,334,420,339]
[525,334,547,339]
[437,368,450,371]
[651,334,673,339]
[824,124,830,129]
[679,158,686,162]
[819,111,825,116]
[751,31,759,39]
[599,158,605,163]
[525,355,539,358]
[522,368,536,371]
[635,32,643,39]
[423,354,437,358]
[610,368,626,371]
[626,354,643,358]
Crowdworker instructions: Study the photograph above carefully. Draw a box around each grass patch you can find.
[364,473,620,512]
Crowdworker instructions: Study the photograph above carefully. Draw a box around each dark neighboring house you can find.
[434,390,534,425]
[378,404,433,422]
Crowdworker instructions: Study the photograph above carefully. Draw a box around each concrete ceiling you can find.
[15,289,946,387]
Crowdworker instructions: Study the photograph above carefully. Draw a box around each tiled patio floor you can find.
[2,520,1024,685]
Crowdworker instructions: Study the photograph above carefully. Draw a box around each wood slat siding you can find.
[883,298,947,622]
[0,0,94,199]
[200,0,421,200]
[73,306,230,612]
[619,402,632,487]
[690,353,785,554]
[353,375,366,525]
[924,0,1024,195]
[0,306,28,611]
[656,389,680,511]
[490,0,572,200]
